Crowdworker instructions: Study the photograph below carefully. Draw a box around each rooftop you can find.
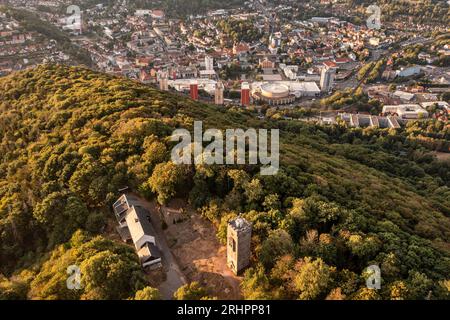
[138,242,161,262]
[229,217,252,232]
[125,206,157,246]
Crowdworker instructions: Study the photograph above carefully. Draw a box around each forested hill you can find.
[0,64,449,300]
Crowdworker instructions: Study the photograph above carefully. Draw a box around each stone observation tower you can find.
[227,217,252,275]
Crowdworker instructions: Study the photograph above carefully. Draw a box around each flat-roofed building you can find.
[396,65,422,77]
[420,101,449,111]
[261,74,283,81]
[337,113,402,129]
[382,104,429,119]
[393,90,415,101]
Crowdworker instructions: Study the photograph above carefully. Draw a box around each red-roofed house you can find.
[334,57,351,64]
[323,61,338,68]
[151,10,165,19]
[233,42,250,55]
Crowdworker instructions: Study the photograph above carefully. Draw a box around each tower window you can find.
[229,237,236,252]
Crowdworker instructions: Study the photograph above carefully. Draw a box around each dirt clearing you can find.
[163,199,242,300]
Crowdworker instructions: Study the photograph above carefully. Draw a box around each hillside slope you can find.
[0,64,449,300]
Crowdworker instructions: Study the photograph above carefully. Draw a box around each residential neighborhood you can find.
[1,0,448,128]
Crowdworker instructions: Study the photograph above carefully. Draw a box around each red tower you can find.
[190,81,199,100]
[241,82,250,106]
